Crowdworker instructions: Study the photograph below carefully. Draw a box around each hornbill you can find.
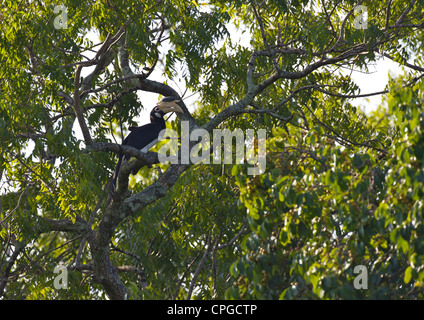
[109,96,184,201]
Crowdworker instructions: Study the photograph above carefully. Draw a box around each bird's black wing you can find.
[109,122,165,202]
[123,123,164,153]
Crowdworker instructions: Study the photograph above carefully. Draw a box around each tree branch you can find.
[41,217,89,234]
[0,241,25,298]
[187,233,211,300]
[330,0,366,51]
[250,0,281,72]
[385,0,393,30]
[73,65,93,145]
[382,52,424,73]
[86,142,159,166]
[392,0,417,29]
[216,225,247,250]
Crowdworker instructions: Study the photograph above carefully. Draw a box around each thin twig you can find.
[187,233,211,300]
[173,252,202,299]
[216,225,247,250]
[330,0,366,51]
[0,186,29,227]
[73,65,93,145]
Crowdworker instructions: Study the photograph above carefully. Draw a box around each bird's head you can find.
[153,96,184,117]
[150,96,184,123]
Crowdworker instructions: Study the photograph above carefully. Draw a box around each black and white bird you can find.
[109,96,183,200]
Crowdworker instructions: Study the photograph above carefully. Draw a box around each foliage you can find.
[0,0,423,299]
[228,78,424,299]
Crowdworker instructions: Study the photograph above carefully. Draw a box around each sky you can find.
[347,57,401,112]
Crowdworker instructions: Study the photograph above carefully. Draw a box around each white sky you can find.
[347,57,401,111]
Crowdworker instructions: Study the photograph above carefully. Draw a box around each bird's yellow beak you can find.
[156,99,184,114]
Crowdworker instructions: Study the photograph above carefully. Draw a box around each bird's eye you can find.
[154,107,160,111]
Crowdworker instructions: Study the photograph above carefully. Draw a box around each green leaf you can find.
[404,266,413,284]
[398,235,410,253]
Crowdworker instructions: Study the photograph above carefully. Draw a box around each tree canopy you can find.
[1,0,424,300]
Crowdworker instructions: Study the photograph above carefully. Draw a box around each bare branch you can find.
[315,86,389,99]
[71,263,144,274]
[250,0,281,72]
[320,0,338,39]
[86,142,159,165]
[173,252,202,299]
[187,233,211,300]
[385,0,393,30]
[57,90,74,105]
[216,225,247,250]
[79,74,148,96]
[50,87,139,122]
[244,104,293,122]
[77,26,127,101]
[110,243,147,288]
[0,186,29,227]
[61,58,101,69]
[0,242,25,298]
[330,0,366,51]
[73,65,93,145]
[382,53,424,73]
[301,102,387,154]
[204,42,370,132]
[392,0,417,28]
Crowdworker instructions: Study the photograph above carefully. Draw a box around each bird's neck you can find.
[152,118,166,128]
